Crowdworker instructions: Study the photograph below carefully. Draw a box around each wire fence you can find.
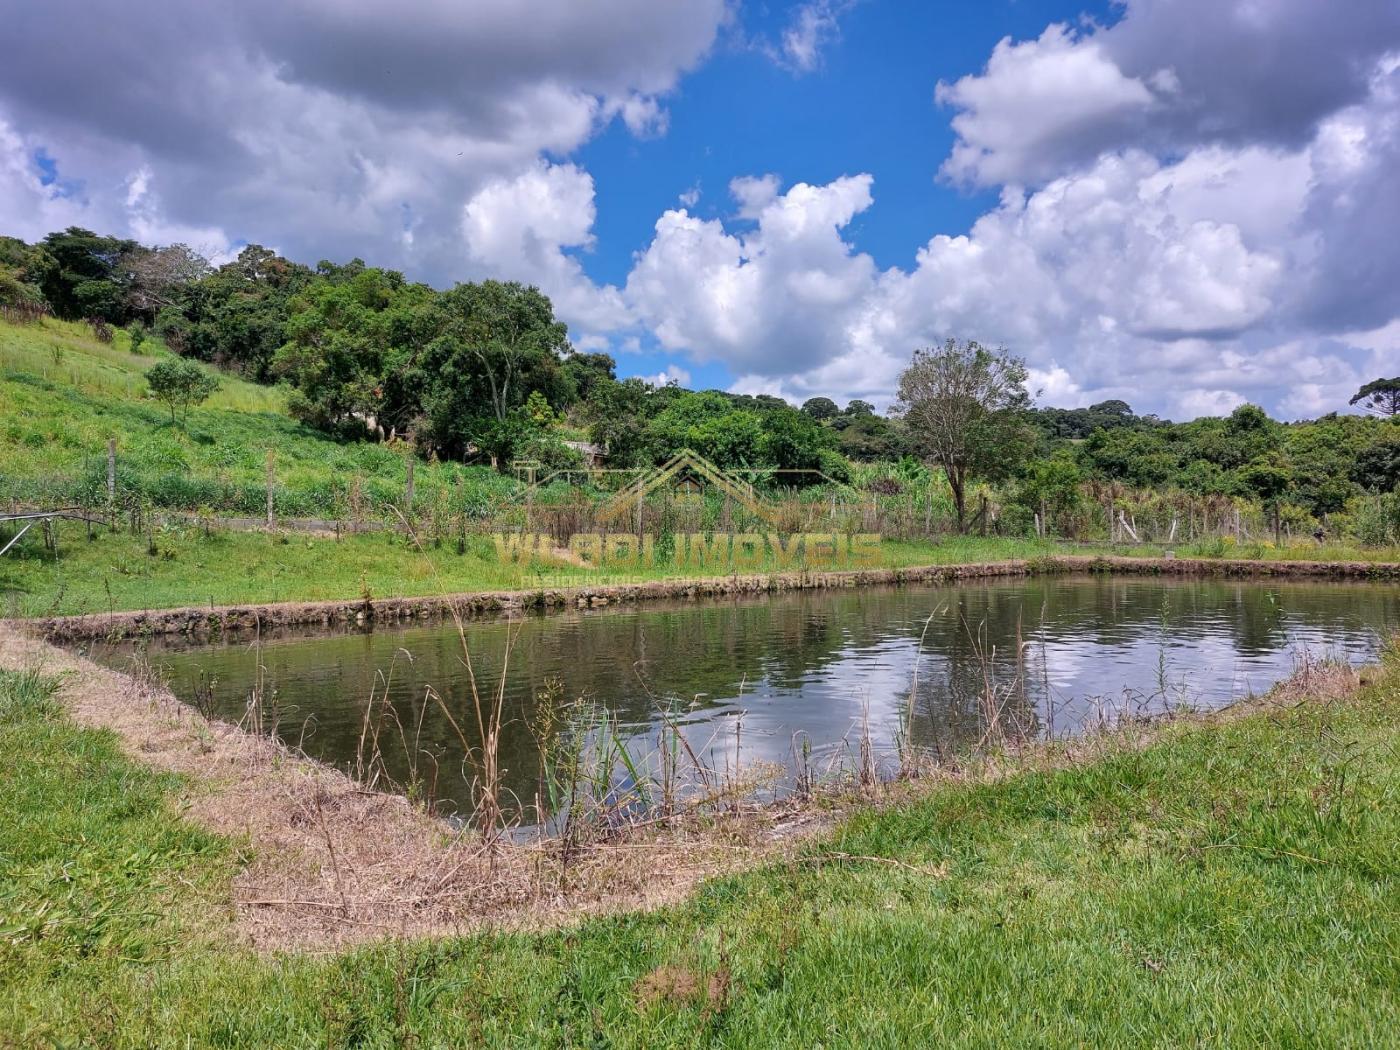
[4,442,1381,551]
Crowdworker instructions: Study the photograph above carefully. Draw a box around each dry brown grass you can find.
[634,962,732,1013]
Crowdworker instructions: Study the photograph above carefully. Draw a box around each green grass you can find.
[0,669,237,1040]
[2,645,1397,1045]
[0,529,1136,617]
[1179,535,1400,562]
[5,515,1398,618]
[0,317,510,517]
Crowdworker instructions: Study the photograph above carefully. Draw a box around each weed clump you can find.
[0,668,59,723]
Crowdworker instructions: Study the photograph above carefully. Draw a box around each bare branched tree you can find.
[895,339,1033,532]
[123,243,212,314]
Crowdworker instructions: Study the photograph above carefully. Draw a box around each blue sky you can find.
[576,0,1118,391]
[581,1,1115,278]
[1,0,1397,419]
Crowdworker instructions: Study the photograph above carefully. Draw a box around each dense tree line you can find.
[4,227,1398,531]
[0,228,843,476]
[590,384,847,481]
[1039,401,1400,518]
[890,342,1400,536]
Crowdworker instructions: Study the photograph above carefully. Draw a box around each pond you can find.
[89,576,1398,820]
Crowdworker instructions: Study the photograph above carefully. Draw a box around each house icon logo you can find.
[597,449,779,524]
[500,449,879,570]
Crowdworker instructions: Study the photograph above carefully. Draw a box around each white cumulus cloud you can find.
[937,24,1158,186]
[460,161,631,334]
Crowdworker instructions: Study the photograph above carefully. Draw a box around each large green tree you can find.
[1285,413,1373,514]
[896,339,1033,532]
[156,245,311,380]
[645,391,765,467]
[560,351,617,403]
[431,281,569,423]
[416,281,570,463]
[273,266,438,439]
[1353,432,1400,492]
[1081,427,1180,487]
[34,227,138,322]
[832,411,907,462]
[1031,399,1156,440]
[1241,453,1295,545]
[584,376,656,468]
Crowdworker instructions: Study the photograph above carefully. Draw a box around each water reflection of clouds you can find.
[103,579,1400,816]
[1026,639,1093,692]
[700,634,925,758]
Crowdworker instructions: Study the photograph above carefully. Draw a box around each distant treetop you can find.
[1350,377,1400,417]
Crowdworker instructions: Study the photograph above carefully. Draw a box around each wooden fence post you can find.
[454,473,465,554]
[265,451,276,528]
[405,456,415,510]
[106,438,116,503]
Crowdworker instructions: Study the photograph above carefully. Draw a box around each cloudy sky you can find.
[3,0,1398,419]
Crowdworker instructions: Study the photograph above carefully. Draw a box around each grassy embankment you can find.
[9,510,1400,619]
[3,645,1397,1044]
[0,318,1165,616]
[2,529,1151,618]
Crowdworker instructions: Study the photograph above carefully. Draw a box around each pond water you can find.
[90,576,1398,818]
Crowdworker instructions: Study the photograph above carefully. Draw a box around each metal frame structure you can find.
[0,508,103,558]
[512,450,863,528]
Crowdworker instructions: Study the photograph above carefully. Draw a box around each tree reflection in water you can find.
[100,577,1398,818]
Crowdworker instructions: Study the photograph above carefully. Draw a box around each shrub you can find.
[817,449,853,484]
[128,320,149,355]
[146,358,219,425]
[1351,492,1400,546]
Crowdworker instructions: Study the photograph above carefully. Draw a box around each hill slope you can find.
[0,318,510,517]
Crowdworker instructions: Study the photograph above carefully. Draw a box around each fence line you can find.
[2,442,1367,550]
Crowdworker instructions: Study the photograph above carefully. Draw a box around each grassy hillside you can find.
[0,317,507,517]
[1,649,1396,1045]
